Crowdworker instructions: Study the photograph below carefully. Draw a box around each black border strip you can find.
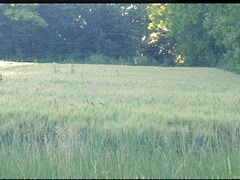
[1,0,239,3]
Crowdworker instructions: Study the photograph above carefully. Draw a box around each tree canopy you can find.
[0,4,239,72]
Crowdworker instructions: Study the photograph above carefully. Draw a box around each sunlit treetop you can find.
[146,4,168,31]
[146,3,185,65]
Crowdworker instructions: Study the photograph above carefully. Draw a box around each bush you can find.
[132,55,157,66]
[85,54,112,64]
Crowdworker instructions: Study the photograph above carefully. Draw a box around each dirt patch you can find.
[0,60,36,77]
[0,60,34,69]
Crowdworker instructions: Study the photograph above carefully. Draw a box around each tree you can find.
[1,4,47,27]
[0,4,150,62]
[203,4,240,71]
[167,4,225,67]
[143,4,178,65]
[0,4,47,59]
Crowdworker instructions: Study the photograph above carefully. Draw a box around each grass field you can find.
[0,62,240,178]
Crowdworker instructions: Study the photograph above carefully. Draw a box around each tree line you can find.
[0,4,239,72]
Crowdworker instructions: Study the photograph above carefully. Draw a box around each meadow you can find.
[0,62,240,178]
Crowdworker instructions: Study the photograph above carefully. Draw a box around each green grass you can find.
[0,62,240,178]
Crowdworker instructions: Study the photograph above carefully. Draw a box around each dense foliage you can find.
[0,4,147,63]
[147,4,240,71]
[0,4,239,72]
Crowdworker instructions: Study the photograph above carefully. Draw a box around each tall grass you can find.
[0,62,240,178]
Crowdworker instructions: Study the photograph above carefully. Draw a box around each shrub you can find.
[132,55,157,66]
[85,54,112,64]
